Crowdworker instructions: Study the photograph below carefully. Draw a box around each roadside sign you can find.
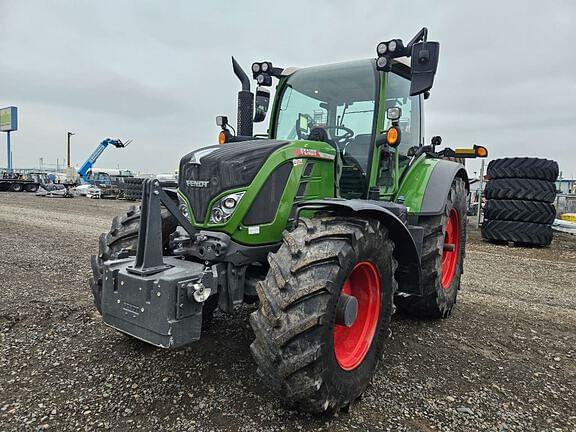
[0,106,18,132]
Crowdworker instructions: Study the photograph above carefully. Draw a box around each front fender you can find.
[296,199,422,295]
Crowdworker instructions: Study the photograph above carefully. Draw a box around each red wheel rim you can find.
[334,261,381,371]
[441,208,461,289]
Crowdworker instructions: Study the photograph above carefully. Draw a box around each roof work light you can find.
[376,39,406,71]
[251,61,276,87]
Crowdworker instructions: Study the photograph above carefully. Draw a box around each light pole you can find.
[67,132,75,167]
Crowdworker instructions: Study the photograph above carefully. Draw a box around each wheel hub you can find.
[333,261,381,371]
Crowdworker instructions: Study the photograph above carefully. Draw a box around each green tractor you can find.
[90,28,487,414]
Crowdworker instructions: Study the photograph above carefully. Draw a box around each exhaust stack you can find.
[232,57,254,137]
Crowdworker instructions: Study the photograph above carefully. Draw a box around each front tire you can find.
[250,216,396,413]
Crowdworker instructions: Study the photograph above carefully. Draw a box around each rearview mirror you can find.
[410,41,440,96]
[253,86,270,123]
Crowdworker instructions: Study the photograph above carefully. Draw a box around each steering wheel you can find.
[322,125,355,150]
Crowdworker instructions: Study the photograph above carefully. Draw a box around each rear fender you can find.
[296,199,422,295]
[420,160,469,216]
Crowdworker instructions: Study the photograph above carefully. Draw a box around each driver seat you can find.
[307,127,367,198]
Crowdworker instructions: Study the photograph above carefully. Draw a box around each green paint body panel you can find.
[394,155,438,214]
[178,139,336,246]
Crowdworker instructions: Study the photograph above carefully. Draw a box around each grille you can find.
[179,140,289,222]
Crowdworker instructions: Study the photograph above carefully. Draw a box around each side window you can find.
[386,73,421,154]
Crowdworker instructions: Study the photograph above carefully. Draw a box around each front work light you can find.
[376,39,406,71]
[376,56,388,70]
[377,42,387,55]
[387,107,402,121]
[256,73,273,86]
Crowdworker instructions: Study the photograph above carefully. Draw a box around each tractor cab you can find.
[270,58,423,199]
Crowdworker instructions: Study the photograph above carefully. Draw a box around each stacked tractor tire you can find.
[122,177,145,201]
[121,177,178,201]
[482,157,559,247]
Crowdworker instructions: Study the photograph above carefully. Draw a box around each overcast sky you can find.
[1,0,575,178]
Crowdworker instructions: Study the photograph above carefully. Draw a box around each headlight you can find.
[223,196,237,209]
[252,63,261,73]
[388,40,397,52]
[209,192,245,224]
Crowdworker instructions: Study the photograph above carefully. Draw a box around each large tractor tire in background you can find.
[250,217,396,413]
[123,178,145,201]
[484,178,556,203]
[484,199,555,225]
[481,220,553,247]
[481,157,558,247]
[395,178,467,319]
[89,205,178,314]
[487,157,559,182]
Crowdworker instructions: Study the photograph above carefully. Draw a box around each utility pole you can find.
[67,132,75,167]
[476,159,486,229]
[6,131,11,173]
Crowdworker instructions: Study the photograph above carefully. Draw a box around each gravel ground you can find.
[1,193,575,431]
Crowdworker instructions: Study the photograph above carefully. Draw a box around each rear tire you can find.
[395,178,467,318]
[250,216,396,414]
[481,220,553,246]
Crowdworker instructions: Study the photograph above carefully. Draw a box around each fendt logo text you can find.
[186,180,210,188]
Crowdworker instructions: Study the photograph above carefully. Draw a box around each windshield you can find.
[274,59,377,172]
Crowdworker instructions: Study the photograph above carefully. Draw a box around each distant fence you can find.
[556,194,576,215]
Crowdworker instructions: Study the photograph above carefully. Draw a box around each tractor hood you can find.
[178,139,290,223]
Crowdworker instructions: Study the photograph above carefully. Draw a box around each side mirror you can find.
[410,41,440,96]
[253,86,270,123]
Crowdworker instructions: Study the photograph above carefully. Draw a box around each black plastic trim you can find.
[420,159,469,215]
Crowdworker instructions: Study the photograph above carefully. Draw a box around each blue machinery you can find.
[77,138,132,182]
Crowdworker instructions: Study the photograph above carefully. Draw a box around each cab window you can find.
[386,72,421,155]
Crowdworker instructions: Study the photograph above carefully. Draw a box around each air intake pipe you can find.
[232,57,254,137]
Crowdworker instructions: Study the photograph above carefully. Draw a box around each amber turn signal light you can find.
[218,131,227,145]
[474,145,488,158]
[386,126,401,147]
